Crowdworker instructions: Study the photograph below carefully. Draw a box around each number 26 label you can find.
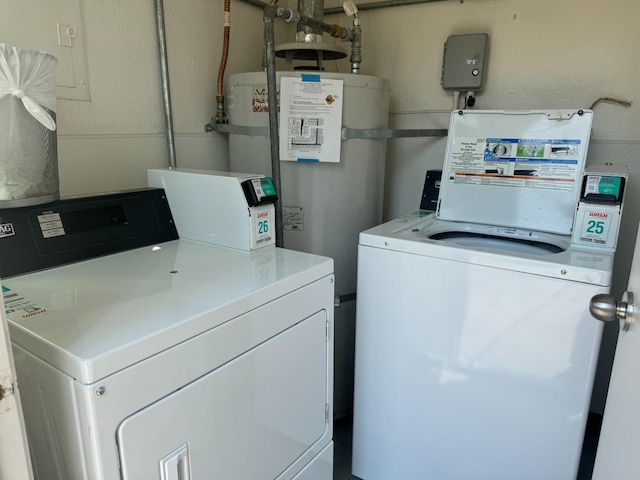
[253,210,274,247]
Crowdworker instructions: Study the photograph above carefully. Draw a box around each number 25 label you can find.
[586,220,604,235]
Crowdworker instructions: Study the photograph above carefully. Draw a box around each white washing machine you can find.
[352,110,625,480]
[1,187,334,480]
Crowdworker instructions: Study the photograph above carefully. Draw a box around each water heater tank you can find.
[227,71,390,417]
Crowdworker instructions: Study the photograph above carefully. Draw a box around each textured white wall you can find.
[324,0,639,215]
[55,0,292,196]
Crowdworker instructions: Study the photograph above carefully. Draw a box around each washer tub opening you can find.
[429,232,565,255]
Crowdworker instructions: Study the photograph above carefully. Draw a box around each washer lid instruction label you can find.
[447,137,581,191]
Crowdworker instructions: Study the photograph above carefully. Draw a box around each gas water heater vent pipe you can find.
[215,0,231,124]
[154,0,177,169]
[263,3,359,247]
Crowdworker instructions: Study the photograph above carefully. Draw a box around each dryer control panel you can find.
[0,189,178,278]
[148,168,277,251]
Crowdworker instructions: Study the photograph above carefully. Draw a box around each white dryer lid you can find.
[4,240,333,384]
[437,109,593,235]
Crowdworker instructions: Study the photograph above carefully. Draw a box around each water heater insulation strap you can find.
[214,123,448,139]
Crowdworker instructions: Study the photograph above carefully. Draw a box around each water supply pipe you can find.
[154,0,177,169]
[349,19,361,73]
[323,0,448,14]
[215,0,231,124]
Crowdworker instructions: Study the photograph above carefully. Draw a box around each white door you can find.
[591,224,640,480]
[0,280,33,480]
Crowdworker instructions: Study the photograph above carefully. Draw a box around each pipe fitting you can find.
[215,95,227,124]
[280,8,300,23]
[263,3,278,21]
[349,23,362,73]
[330,24,346,38]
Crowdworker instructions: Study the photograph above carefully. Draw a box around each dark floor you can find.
[333,413,602,480]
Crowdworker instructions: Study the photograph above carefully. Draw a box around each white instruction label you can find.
[487,226,535,238]
[283,206,304,231]
[2,286,48,320]
[37,212,65,238]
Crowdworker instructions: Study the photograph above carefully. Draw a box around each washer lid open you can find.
[437,110,593,235]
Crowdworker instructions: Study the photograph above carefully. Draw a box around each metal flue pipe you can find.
[298,0,324,37]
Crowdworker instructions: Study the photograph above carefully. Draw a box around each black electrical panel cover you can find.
[420,170,442,211]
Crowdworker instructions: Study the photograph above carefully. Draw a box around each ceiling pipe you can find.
[324,0,450,14]
[236,0,451,14]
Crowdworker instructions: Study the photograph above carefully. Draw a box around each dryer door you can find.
[116,310,329,480]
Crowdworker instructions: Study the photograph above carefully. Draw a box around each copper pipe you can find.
[217,0,230,97]
[215,0,231,124]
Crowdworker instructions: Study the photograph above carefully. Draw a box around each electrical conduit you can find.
[263,4,284,248]
[154,0,177,169]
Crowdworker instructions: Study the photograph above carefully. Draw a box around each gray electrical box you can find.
[441,33,489,91]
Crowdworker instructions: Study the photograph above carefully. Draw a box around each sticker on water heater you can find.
[283,206,304,231]
[251,85,280,113]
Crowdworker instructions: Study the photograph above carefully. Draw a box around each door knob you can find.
[589,292,635,332]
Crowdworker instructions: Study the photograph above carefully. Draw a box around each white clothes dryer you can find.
[1,189,335,480]
[352,110,622,480]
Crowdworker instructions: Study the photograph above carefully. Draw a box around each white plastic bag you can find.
[0,43,58,131]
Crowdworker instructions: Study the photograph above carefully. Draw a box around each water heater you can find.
[227,71,390,416]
